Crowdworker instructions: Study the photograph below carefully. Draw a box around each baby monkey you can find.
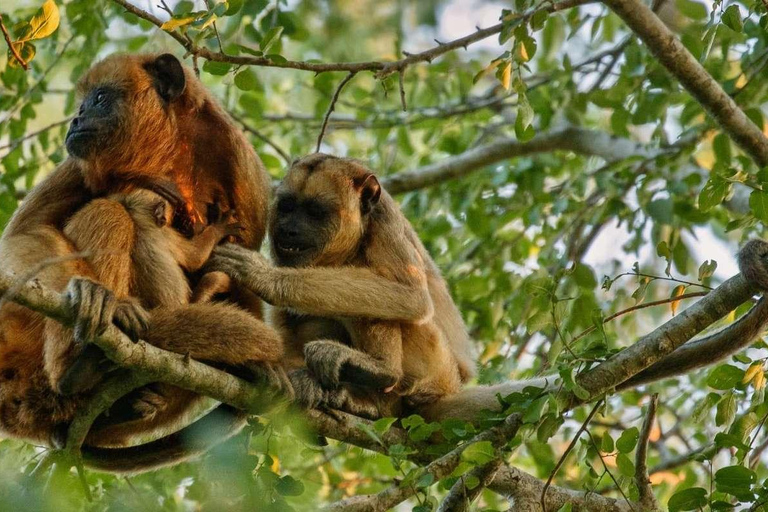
[208,154,475,418]
[58,187,242,399]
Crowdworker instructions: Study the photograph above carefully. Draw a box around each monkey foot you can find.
[303,340,399,392]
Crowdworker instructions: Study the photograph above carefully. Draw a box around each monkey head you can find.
[65,53,196,192]
[269,154,382,267]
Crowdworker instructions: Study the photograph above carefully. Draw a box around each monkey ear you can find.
[355,173,381,215]
[146,53,186,103]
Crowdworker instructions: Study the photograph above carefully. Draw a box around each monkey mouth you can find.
[276,243,311,255]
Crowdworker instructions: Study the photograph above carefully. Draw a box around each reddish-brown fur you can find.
[0,53,278,468]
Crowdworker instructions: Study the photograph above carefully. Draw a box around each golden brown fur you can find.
[209,154,476,418]
[0,53,279,470]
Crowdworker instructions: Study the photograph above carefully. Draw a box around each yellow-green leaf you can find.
[16,0,60,42]
[161,15,197,30]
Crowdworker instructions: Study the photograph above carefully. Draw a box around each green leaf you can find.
[714,465,756,496]
[716,391,736,427]
[274,475,304,496]
[713,133,732,164]
[615,453,634,477]
[16,0,60,42]
[373,417,398,435]
[234,68,262,91]
[699,177,729,212]
[600,432,614,453]
[461,441,496,465]
[749,190,768,224]
[698,260,717,280]
[260,26,283,54]
[616,427,639,453]
[415,473,435,489]
[721,5,743,33]
[668,487,708,511]
[224,0,244,16]
[676,0,707,20]
[707,365,744,390]
[202,60,232,75]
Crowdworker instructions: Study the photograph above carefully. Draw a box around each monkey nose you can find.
[71,117,81,128]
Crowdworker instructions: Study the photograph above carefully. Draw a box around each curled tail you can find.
[418,376,557,422]
[81,405,247,474]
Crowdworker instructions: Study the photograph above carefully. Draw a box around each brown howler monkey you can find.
[208,154,476,419]
[0,53,280,471]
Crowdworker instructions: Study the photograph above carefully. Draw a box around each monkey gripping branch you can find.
[1,240,767,510]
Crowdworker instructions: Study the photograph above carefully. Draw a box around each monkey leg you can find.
[145,303,292,395]
[47,199,148,395]
[303,339,401,392]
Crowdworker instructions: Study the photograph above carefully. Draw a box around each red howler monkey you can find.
[0,53,282,473]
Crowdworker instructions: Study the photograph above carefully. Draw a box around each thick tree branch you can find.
[380,126,699,194]
[0,271,275,416]
[572,274,757,406]
[602,0,768,167]
[110,0,593,76]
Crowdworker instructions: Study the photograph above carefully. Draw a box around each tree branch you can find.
[436,459,502,512]
[602,0,768,167]
[634,394,660,512]
[379,126,700,194]
[0,14,28,70]
[324,413,522,512]
[109,0,594,75]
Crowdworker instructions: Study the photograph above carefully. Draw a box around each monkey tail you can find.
[418,376,558,422]
[80,405,247,474]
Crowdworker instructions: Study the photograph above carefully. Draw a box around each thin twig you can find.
[541,400,603,510]
[0,14,28,70]
[230,112,292,165]
[398,70,407,111]
[0,117,73,155]
[569,291,709,346]
[316,72,357,152]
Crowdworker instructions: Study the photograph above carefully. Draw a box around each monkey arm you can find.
[208,244,434,322]
[3,162,89,238]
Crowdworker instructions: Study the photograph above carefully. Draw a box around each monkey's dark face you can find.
[65,86,123,159]
[269,190,340,267]
[67,53,187,166]
[269,154,383,268]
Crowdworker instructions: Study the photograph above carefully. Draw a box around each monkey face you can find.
[269,154,382,267]
[65,85,123,159]
[66,53,187,178]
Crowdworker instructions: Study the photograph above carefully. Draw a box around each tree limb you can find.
[324,413,521,512]
[108,0,593,75]
[436,459,502,512]
[634,394,660,512]
[379,126,700,194]
[602,0,768,167]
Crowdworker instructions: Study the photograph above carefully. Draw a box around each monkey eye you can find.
[277,197,297,214]
[94,90,107,106]
[305,202,326,220]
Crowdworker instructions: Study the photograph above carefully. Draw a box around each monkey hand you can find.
[63,278,149,345]
[289,368,327,409]
[207,243,273,291]
[304,340,400,392]
[739,240,768,291]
